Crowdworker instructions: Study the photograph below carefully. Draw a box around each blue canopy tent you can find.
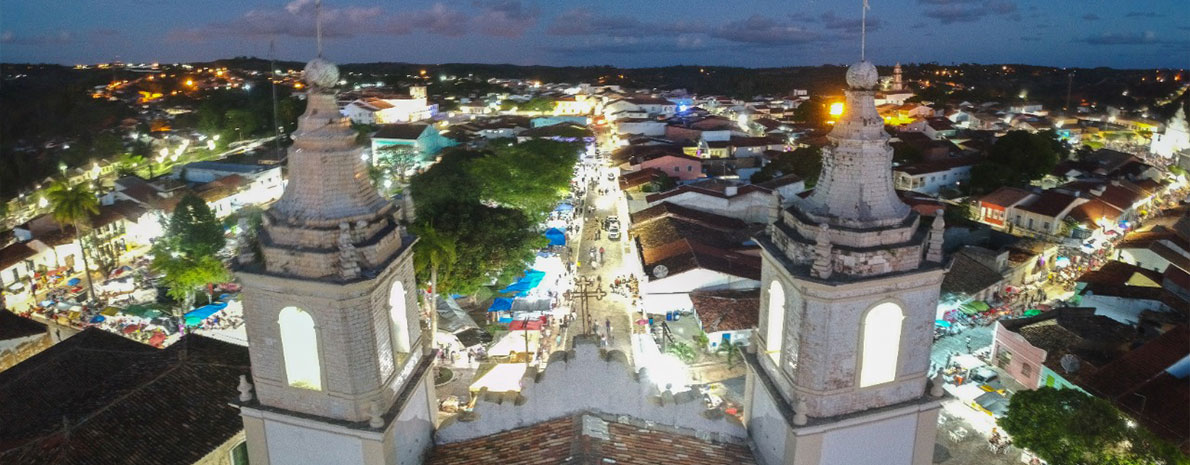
[545,228,567,246]
[183,302,228,326]
[488,297,514,312]
[499,270,546,297]
[554,203,574,212]
[67,278,81,286]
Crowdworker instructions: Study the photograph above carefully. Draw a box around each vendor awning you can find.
[488,297,514,312]
[488,330,540,357]
[508,319,544,331]
[183,302,228,326]
[553,203,574,212]
[959,301,990,315]
[499,269,546,297]
[545,228,567,246]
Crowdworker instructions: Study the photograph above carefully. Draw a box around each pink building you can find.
[636,153,704,181]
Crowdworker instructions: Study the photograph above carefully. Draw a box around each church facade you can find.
[234,57,437,465]
[742,59,948,465]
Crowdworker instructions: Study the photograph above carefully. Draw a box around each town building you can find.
[370,123,457,164]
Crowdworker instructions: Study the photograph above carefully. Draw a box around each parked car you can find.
[608,223,621,241]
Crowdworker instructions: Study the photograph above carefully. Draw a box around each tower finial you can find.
[315,0,324,58]
[861,0,871,61]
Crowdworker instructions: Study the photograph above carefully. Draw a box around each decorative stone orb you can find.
[846,60,878,90]
[303,58,339,89]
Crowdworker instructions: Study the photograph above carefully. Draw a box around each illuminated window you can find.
[389,280,411,354]
[278,307,321,390]
[858,302,904,387]
[765,281,785,365]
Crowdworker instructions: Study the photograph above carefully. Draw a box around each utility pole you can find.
[1065,71,1074,112]
[269,40,282,157]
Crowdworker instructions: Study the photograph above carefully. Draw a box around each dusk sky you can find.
[2,0,1187,68]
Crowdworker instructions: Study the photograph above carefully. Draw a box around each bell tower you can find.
[743,58,947,465]
[234,52,437,465]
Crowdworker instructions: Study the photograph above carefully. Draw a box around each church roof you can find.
[0,329,249,465]
[427,413,756,465]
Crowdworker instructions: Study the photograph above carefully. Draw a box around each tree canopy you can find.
[968,130,1065,194]
[1000,387,1187,465]
[468,140,578,217]
[151,194,228,312]
[408,140,576,295]
[750,146,823,186]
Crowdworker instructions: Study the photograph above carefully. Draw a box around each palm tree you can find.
[412,223,457,353]
[46,182,100,302]
[716,341,747,366]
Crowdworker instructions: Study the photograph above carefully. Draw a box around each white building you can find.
[342,89,438,125]
[1151,107,1190,158]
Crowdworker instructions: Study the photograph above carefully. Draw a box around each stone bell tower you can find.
[234,55,436,465]
[742,59,947,465]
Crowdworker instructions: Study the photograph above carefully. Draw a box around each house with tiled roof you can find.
[1081,325,1190,452]
[0,329,251,465]
[642,176,803,223]
[892,157,979,196]
[1115,229,1190,273]
[977,186,1036,228]
[1012,190,1086,236]
[940,246,1007,304]
[993,307,1134,391]
[689,288,760,350]
[629,203,762,296]
[0,310,50,371]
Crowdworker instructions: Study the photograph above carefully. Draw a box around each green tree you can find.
[1001,387,1188,465]
[665,341,697,364]
[412,223,458,348]
[791,97,829,126]
[224,109,259,140]
[468,140,579,218]
[377,146,420,183]
[413,201,543,294]
[750,146,823,186]
[151,194,228,313]
[892,142,924,164]
[45,182,100,302]
[716,341,747,366]
[968,130,1061,194]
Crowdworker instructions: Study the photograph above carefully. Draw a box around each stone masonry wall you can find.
[435,339,748,444]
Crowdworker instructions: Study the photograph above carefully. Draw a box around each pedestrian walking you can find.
[964,336,972,352]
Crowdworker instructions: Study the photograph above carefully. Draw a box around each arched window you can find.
[278,307,321,390]
[859,302,904,387]
[765,280,785,365]
[389,280,411,354]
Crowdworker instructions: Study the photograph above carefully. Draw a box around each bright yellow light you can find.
[419,69,427,76]
[829,102,845,116]
[293,82,304,89]
[185,79,194,87]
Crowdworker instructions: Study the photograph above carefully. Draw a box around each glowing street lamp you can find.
[829,102,845,117]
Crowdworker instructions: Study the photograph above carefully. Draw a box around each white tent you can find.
[487,330,541,358]
[469,363,527,394]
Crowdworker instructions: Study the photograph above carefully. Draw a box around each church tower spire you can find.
[743,4,946,464]
[235,9,437,464]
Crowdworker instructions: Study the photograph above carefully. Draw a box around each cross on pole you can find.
[315,0,324,58]
[861,0,871,61]
[563,276,606,335]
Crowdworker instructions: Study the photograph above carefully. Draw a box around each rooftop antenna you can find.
[861,0,871,61]
[315,0,324,58]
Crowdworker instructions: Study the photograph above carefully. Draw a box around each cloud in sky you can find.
[1,30,74,45]
[472,1,540,37]
[168,0,540,41]
[547,9,829,46]
[1124,11,1159,18]
[918,0,1018,25]
[1077,31,1176,45]
[1082,13,1100,21]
